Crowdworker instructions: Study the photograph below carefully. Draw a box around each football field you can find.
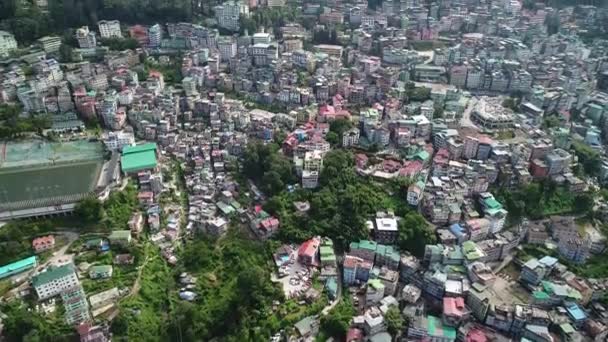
[0,161,102,208]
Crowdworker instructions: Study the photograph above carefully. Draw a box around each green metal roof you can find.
[32,263,75,287]
[351,240,377,252]
[90,265,113,273]
[484,198,502,210]
[122,143,157,155]
[0,256,37,278]
[427,315,456,339]
[121,150,157,173]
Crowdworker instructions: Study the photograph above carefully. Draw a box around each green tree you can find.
[320,296,356,339]
[74,197,103,223]
[397,212,436,257]
[326,131,339,146]
[385,306,405,336]
[329,118,353,137]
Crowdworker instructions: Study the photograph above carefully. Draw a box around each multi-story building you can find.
[148,24,162,48]
[98,20,122,39]
[215,1,249,31]
[61,286,91,325]
[103,131,135,151]
[32,263,80,300]
[0,31,17,56]
[75,26,97,49]
[374,211,398,244]
[342,128,360,147]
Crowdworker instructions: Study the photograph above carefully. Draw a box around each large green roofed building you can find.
[121,142,157,173]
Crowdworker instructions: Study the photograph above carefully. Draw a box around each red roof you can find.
[444,297,466,317]
[346,328,363,341]
[319,104,336,116]
[400,160,424,177]
[466,329,487,342]
[298,238,320,258]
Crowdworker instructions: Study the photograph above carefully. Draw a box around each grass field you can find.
[0,161,102,207]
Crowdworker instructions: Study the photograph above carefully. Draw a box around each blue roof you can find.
[449,223,466,237]
[0,256,37,278]
[565,303,586,321]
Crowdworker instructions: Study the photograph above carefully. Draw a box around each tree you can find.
[326,131,339,146]
[101,37,139,51]
[572,141,602,177]
[75,197,103,223]
[397,212,436,257]
[573,193,594,215]
[320,297,356,339]
[385,307,405,336]
[329,118,353,138]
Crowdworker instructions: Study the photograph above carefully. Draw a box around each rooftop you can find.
[32,263,76,288]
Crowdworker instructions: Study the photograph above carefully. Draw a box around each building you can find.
[0,31,17,56]
[78,323,110,342]
[366,279,385,306]
[89,265,113,279]
[37,36,62,53]
[148,24,162,47]
[215,1,249,31]
[98,20,122,39]
[76,26,97,49]
[298,237,321,266]
[108,230,132,246]
[374,211,398,244]
[32,235,55,253]
[121,143,158,174]
[342,128,360,147]
[61,286,91,325]
[0,256,37,280]
[443,297,469,327]
[103,131,135,151]
[33,263,80,300]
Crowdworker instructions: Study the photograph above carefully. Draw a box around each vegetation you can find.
[74,183,138,230]
[320,295,356,339]
[1,302,75,341]
[144,58,183,85]
[397,211,437,257]
[239,7,298,38]
[0,104,51,139]
[166,228,286,341]
[385,306,406,336]
[100,37,139,51]
[312,28,339,45]
[112,243,173,341]
[572,141,602,177]
[496,180,594,225]
[242,141,297,196]
[0,220,54,265]
[405,83,431,102]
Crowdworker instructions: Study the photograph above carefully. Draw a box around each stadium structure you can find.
[0,140,120,220]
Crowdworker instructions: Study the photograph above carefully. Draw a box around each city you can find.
[0,0,608,341]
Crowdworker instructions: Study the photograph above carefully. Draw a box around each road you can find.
[41,231,80,268]
[459,96,479,130]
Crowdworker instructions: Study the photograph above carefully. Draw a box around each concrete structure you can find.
[33,263,79,300]
[98,20,122,39]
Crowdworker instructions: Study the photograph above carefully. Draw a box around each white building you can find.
[98,20,122,39]
[342,128,360,147]
[75,26,97,49]
[302,170,319,188]
[103,131,135,151]
[218,37,237,62]
[148,24,162,48]
[32,263,80,300]
[0,31,17,56]
[215,1,249,31]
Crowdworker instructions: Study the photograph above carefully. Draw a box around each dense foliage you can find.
[101,37,139,51]
[167,228,285,341]
[397,211,437,257]
[242,141,297,196]
[111,243,173,341]
[572,141,602,177]
[0,104,51,139]
[496,180,593,225]
[385,306,406,336]
[74,182,138,230]
[320,295,356,339]
[1,302,75,341]
[263,149,432,251]
[0,220,54,265]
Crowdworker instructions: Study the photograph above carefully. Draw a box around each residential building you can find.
[61,286,91,325]
[33,263,80,300]
[98,20,122,39]
[443,297,469,327]
[374,211,398,244]
[0,256,38,280]
[76,26,97,49]
[32,235,55,253]
[89,265,113,279]
[0,31,17,56]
